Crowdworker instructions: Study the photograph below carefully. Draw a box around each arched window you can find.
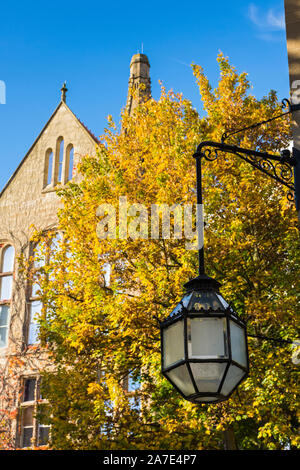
[55,137,64,184]
[50,232,62,251]
[0,245,14,301]
[51,138,75,186]
[32,241,46,270]
[27,233,62,345]
[49,232,62,266]
[27,300,42,345]
[0,245,14,348]
[19,377,50,447]
[27,242,44,345]
[44,149,53,187]
[66,145,74,182]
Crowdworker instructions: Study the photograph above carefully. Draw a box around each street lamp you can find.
[161,102,299,403]
[161,274,249,404]
[160,152,249,404]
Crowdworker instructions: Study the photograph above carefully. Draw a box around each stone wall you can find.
[0,100,97,448]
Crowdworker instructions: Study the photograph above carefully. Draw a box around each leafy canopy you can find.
[31,54,299,450]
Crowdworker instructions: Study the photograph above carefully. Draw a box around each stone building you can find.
[284,0,300,226]
[0,53,151,449]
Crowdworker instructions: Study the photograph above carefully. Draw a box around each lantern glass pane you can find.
[188,318,227,358]
[163,320,184,368]
[168,302,184,319]
[187,291,225,311]
[165,364,195,396]
[230,320,247,368]
[221,364,245,396]
[181,293,193,308]
[194,396,218,403]
[216,294,229,309]
[190,362,227,393]
[169,293,192,320]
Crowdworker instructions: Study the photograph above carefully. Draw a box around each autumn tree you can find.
[31,54,299,450]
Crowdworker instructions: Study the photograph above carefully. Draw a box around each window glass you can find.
[2,245,14,272]
[38,425,50,446]
[21,405,34,448]
[22,427,33,448]
[33,242,46,269]
[0,276,12,301]
[0,305,9,348]
[20,378,50,448]
[50,232,62,253]
[49,233,62,271]
[128,373,140,392]
[28,240,48,346]
[0,245,14,303]
[0,305,9,327]
[46,150,53,186]
[28,301,41,345]
[67,146,74,182]
[23,404,34,424]
[24,378,36,402]
[58,139,64,183]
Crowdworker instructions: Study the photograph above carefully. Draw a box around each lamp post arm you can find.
[247,333,295,345]
[195,155,205,276]
[194,141,297,203]
[195,140,296,165]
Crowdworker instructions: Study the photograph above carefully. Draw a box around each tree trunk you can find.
[223,427,238,450]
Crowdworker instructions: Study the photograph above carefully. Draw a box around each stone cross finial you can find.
[61,81,68,103]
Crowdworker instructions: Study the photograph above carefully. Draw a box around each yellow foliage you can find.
[30,54,299,450]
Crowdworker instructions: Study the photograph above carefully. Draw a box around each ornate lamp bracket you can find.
[194,99,300,203]
[194,141,296,201]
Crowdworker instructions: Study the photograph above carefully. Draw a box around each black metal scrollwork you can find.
[195,97,299,204]
[245,154,294,190]
[221,98,293,144]
[202,148,218,161]
[195,141,296,203]
[276,162,294,185]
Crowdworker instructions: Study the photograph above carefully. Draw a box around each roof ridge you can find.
[0,101,100,198]
[75,114,100,144]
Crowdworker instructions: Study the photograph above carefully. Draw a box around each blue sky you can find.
[0,0,289,191]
